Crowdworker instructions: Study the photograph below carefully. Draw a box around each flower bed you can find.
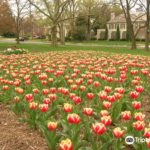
[0,51,150,150]
[3,47,28,55]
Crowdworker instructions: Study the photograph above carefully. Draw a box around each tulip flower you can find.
[48,94,57,101]
[87,79,93,85]
[132,101,141,110]
[144,128,150,138]
[70,84,77,90]
[134,112,145,121]
[100,110,109,117]
[99,91,107,100]
[93,81,99,87]
[63,103,73,113]
[107,95,116,103]
[67,113,80,124]
[135,86,144,93]
[25,79,30,85]
[101,115,112,126]
[13,96,20,103]
[115,87,124,94]
[80,85,86,91]
[133,121,145,131]
[62,88,69,95]
[48,78,53,82]
[141,69,148,75]
[42,89,49,95]
[50,87,57,93]
[107,77,113,82]
[29,102,38,110]
[86,93,94,100]
[25,94,33,102]
[72,96,81,104]
[39,104,48,112]
[69,93,76,100]
[121,111,131,120]
[68,79,73,84]
[113,127,125,138]
[146,139,150,148]
[132,80,139,86]
[114,92,122,99]
[92,123,106,135]
[33,88,39,94]
[83,108,93,116]
[102,101,111,109]
[15,87,24,94]
[43,98,51,104]
[104,86,112,93]
[47,121,57,131]
[59,138,72,150]
[130,91,139,99]
[3,85,9,91]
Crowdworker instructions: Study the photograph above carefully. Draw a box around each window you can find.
[109,24,114,29]
[120,23,125,29]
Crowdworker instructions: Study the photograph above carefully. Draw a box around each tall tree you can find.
[79,0,98,40]
[0,0,15,35]
[72,14,87,41]
[116,25,120,40]
[119,0,146,49]
[104,26,108,40]
[139,0,150,51]
[67,0,78,39]
[145,0,150,51]
[28,0,71,46]
[8,0,29,44]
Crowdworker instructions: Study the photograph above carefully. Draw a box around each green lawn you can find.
[0,42,149,56]
[68,40,145,46]
[28,39,145,46]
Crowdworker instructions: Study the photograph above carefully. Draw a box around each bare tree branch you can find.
[130,0,138,9]
[43,0,53,19]
[27,0,52,20]
[132,13,146,24]
[135,24,146,37]
[138,0,146,10]
[55,0,71,22]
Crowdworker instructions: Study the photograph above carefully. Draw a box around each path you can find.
[0,104,48,150]
[0,38,146,48]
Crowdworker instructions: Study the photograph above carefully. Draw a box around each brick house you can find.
[97,12,146,40]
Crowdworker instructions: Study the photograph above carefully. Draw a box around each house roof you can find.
[108,13,146,24]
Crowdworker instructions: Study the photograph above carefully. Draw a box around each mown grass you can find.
[0,42,149,56]
[68,40,145,46]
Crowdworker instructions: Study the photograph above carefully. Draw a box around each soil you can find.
[0,104,49,150]
[142,95,150,121]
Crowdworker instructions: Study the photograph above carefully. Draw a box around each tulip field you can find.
[0,51,150,150]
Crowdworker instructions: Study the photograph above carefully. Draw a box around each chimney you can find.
[111,13,115,20]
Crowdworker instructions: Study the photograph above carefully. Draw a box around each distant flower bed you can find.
[4,48,28,55]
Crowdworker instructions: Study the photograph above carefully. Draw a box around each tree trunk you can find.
[145,0,150,51]
[145,26,149,51]
[71,0,75,38]
[51,25,57,46]
[87,3,91,41]
[60,23,65,45]
[121,0,137,50]
[16,22,20,44]
[87,15,91,41]
[130,24,137,49]
[127,15,136,49]
[16,34,19,44]
[131,36,136,49]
